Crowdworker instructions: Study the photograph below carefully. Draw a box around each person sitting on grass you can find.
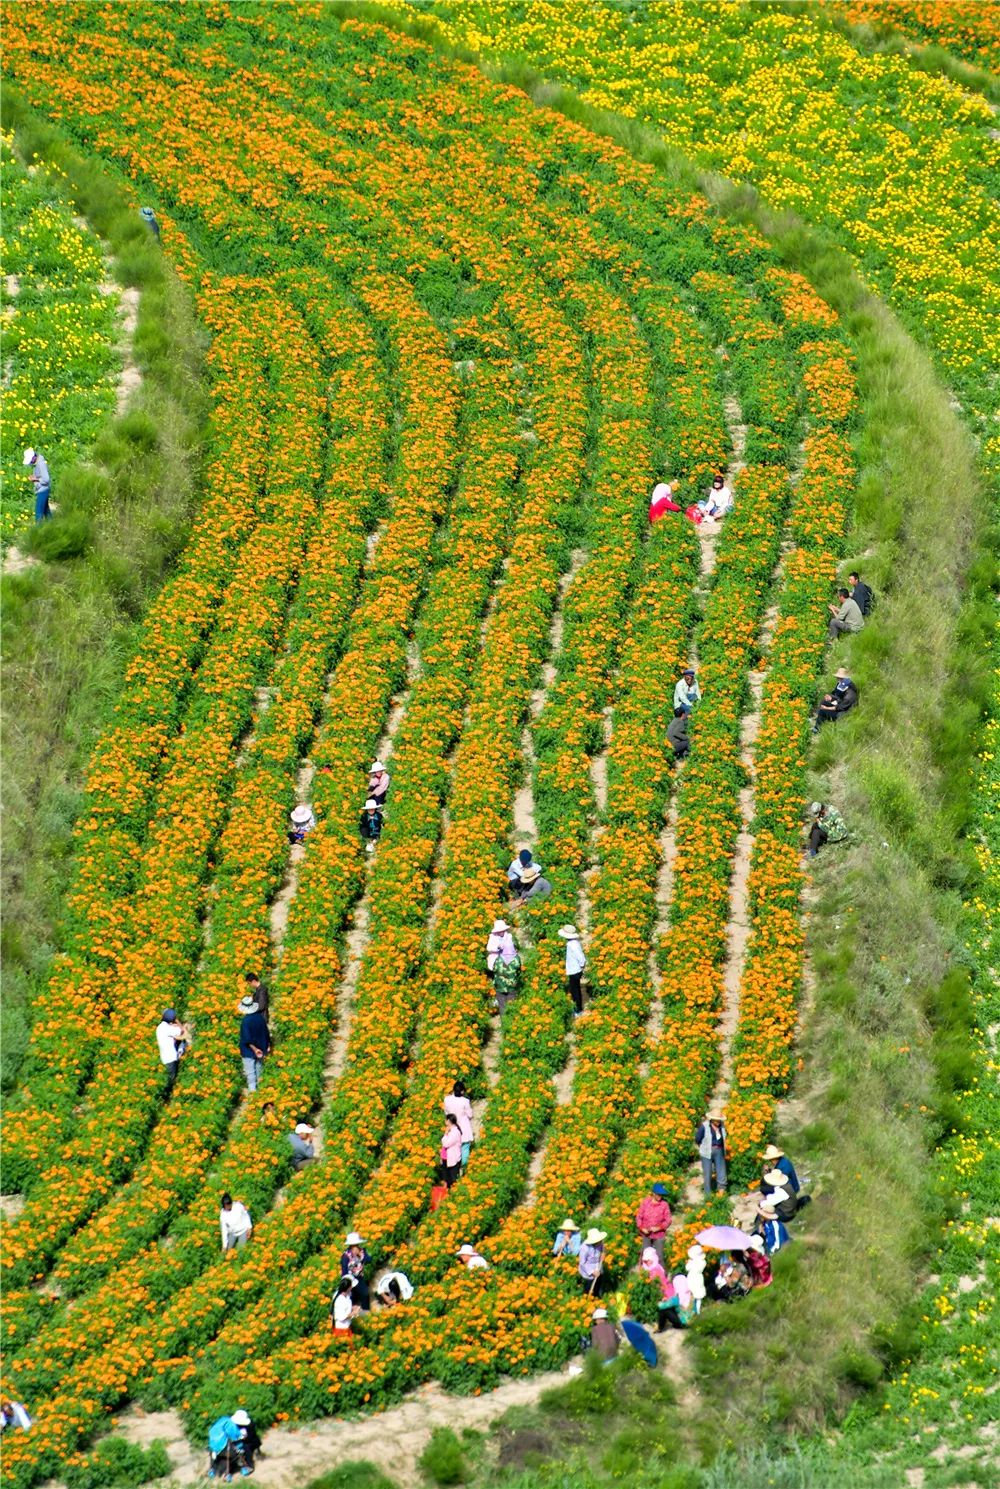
[329,1275,361,1336]
[358,798,383,854]
[697,473,734,521]
[755,1202,790,1255]
[761,1169,797,1222]
[815,668,859,729]
[667,707,690,760]
[849,571,874,616]
[552,1218,582,1257]
[806,801,848,858]
[827,585,864,641]
[762,1142,805,1201]
[713,1255,751,1302]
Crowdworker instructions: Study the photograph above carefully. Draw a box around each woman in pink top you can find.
[440,1114,463,1188]
[443,1080,474,1168]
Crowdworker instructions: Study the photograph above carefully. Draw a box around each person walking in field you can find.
[440,1112,464,1188]
[219,1193,253,1251]
[827,585,864,640]
[635,1182,672,1265]
[155,1008,188,1091]
[242,971,269,1021]
[578,1228,608,1296]
[329,1275,360,1336]
[358,798,383,854]
[486,919,521,1013]
[238,993,270,1092]
[695,1109,728,1197]
[341,1232,371,1310]
[443,1079,475,1168]
[22,448,51,522]
[667,707,690,760]
[673,668,701,714]
[558,923,587,1016]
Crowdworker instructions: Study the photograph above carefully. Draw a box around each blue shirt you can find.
[239,1011,270,1059]
[776,1155,800,1193]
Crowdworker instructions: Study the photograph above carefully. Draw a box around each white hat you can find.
[291,804,313,824]
[232,1410,251,1427]
[808,802,822,817]
[364,798,378,811]
[345,1231,365,1246]
[651,482,672,499]
[687,1244,704,1260]
[370,759,385,772]
[763,1169,786,1187]
[591,1307,608,1320]
[22,448,35,465]
[763,1144,784,1161]
[558,924,579,939]
[294,1122,314,1136]
[558,1218,578,1232]
[583,1228,607,1245]
[456,1243,477,1257]
[491,919,510,934]
[758,1202,777,1218]
[747,1235,765,1253]
[238,996,259,1015]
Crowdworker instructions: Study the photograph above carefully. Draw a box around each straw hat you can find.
[520,865,541,885]
[763,1168,787,1187]
[583,1228,607,1245]
[591,1307,608,1320]
[490,919,510,934]
[558,1218,578,1232]
[345,1232,365,1247]
[709,1108,725,1121]
[238,996,259,1015]
[758,1203,777,1219]
[558,924,580,939]
[291,804,313,825]
[763,1144,784,1161]
[834,667,851,680]
[456,1244,478,1257]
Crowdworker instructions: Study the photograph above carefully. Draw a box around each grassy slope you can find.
[0,106,208,1093]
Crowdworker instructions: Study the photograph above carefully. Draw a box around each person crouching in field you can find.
[219,1194,253,1251]
[359,797,383,854]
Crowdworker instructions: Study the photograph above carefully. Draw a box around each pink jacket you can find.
[440,1124,463,1167]
[635,1195,672,1237]
[443,1093,474,1143]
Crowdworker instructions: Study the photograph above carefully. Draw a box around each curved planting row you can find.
[0,4,860,1476]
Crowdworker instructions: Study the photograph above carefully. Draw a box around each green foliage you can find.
[61,1437,170,1489]
[419,1428,469,1486]
[304,1467,400,1489]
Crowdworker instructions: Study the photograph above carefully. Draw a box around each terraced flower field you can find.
[0,4,870,1477]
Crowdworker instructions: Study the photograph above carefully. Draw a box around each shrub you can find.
[419,1428,468,1486]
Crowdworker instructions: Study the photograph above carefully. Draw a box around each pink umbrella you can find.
[696,1224,755,1250]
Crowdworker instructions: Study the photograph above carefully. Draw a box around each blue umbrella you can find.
[621,1317,658,1367]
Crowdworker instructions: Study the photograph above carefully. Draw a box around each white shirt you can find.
[332,1291,355,1329]
[220,1201,253,1247]
[463,1253,488,1270]
[156,1020,182,1064]
[565,940,587,976]
[376,1270,414,1302]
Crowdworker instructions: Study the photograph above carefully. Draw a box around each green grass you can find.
[0,104,208,1094]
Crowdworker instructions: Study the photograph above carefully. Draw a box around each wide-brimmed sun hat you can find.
[491,919,510,934]
[758,1203,777,1218]
[591,1307,608,1320]
[834,667,852,679]
[520,865,541,884]
[583,1228,607,1245]
[763,1168,787,1187]
[709,1108,725,1121]
[294,1122,314,1136]
[345,1231,365,1246]
[363,798,378,811]
[232,1410,251,1427]
[456,1243,478,1257]
[763,1144,784,1161]
[238,997,259,1015]
[558,924,579,939]
[369,759,385,772]
[558,1218,578,1232]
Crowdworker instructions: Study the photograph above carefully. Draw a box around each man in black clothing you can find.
[849,572,874,616]
[243,971,269,1020]
[667,707,690,760]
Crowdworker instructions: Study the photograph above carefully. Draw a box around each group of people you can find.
[826,571,873,641]
[359,758,390,853]
[207,1408,263,1479]
[439,1079,475,1187]
[329,1231,414,1335]
[649,474,735,528]
[486,913,587,1018]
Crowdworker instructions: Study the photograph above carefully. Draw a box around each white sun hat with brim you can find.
[232,1410,251,1428]
[363,798,378,811]
[238,997,259,1015]
[291,804,313,824]
[763,1168,787,1187]
[22,448,35,465]
[294,1122,314,1136]
[369,759,385,772]
[747,1235,766,1253]
[558,1218,578,1232]
[591,1307,608,1320]
[345,1232,365,1246]
[491,919,510,934]
[456,1244,478,1257]
[583,1228,607,1245]
[558,924,580,939]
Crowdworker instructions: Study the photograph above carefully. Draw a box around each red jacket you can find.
[635,1195,672,1237]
